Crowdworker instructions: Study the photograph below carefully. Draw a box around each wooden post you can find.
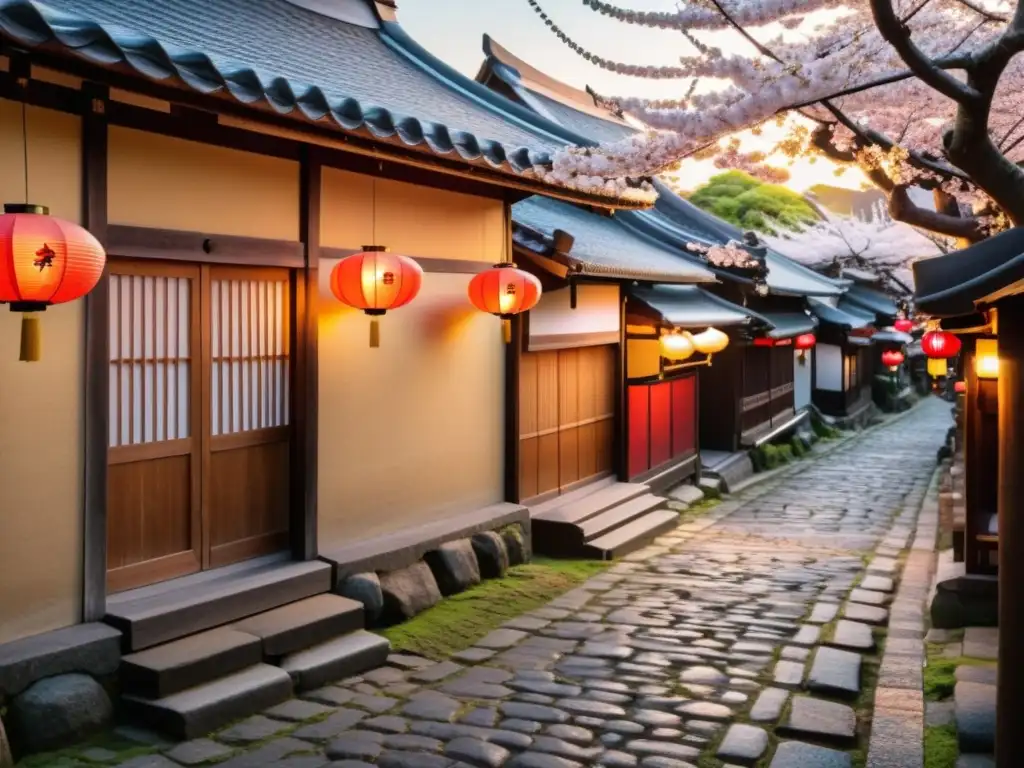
[963,338,979,571]
[997,296,1024,768]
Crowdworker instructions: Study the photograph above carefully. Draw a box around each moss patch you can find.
[679,497,722,524]
[924,723,959,768]
[15,732,157,767]
[924,643,995,701]
[378,558,610,660]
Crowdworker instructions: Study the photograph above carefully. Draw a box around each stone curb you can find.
[866,463,943,768]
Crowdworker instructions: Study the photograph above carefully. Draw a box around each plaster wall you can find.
[794,348,813,409]
[0,100,85,644]
[817,343,843,391]
[317,170,506,547]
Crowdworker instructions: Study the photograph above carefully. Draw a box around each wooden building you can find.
[913,226,1024,765]
[0,0,649,740]
[808,296,879,423]
[477,36,843,486]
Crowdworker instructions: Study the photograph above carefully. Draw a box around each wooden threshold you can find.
[104,553,331,652]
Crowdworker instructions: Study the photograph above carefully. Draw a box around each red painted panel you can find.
[649,382,672,469]
[627,385,650,479]
[672,376,697,458]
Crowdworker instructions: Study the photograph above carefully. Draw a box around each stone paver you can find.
[86,400,948,768]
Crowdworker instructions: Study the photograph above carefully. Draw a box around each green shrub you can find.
[750,446,766,472]
[778,444,794,463]
[790,436,807,457]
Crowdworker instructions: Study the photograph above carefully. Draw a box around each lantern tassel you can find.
[502,318,512,344]
[19,314,40,362]
[369,318,380,348]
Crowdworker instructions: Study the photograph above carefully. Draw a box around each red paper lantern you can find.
[329,245,423,347]
[954,380,966,393]
[881,349,905,369]
[921,330,962,359]
[468,262,542,342]
[0,203,106,361]
[794,333,816,350]
[894,318,914,333]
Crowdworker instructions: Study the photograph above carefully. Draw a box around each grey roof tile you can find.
[513,196,715,283]
[629,284,764,328]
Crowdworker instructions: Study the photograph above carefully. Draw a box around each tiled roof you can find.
[512,196,715,284]
[1,0,639,202]
[914,226,1024,317]
[630,284,765,329]
[760,312,818,339]
[844,284,899,320]
[809,298,875,330]
[524,88,638,144]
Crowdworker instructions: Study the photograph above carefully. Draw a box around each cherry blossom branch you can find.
[870,0,984,104]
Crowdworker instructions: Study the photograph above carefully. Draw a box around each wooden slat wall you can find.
[627,372,698,480]
[520,346,615,501]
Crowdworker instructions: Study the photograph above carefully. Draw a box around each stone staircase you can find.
[108,560,390,740]
[531,481,678,560]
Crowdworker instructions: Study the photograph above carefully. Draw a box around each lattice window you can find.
[211,276,290,436]
[108,273,192,447]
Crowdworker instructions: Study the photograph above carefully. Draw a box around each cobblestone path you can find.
[133,399,949,768]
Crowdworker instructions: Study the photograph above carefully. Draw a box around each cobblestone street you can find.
[119,399,950,768]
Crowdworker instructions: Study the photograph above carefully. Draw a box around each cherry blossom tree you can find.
[524,0,1023,242]
[763,203,944,290]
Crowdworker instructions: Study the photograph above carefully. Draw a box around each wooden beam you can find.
[504,201,522,505]
[107,225,305,268]
[82,83,109,622]
[319,247,491,274]
[616,293,628,481]
[291,146,321,560]
[997,295,1024,767]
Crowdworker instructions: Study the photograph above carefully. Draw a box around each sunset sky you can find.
[400,0,871,193]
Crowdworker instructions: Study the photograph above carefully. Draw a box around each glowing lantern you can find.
[468,262,542,343]
[894,318,914,333]
[975,338,999,379]
[954,380,966,393]
[794,333,816,350]
[660,331,695,361]
[690,327,729,355]
[927,358,948,378]
[0,204,106,361]
[921,330,962,359]
[881,349,905,371]
[329,245,423,347]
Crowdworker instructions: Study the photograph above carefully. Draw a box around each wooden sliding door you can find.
[107,261,292,592]
[519,345,616,502]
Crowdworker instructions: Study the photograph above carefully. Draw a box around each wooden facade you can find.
[0,15,629,644]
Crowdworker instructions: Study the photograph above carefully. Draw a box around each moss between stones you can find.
[923,642,995,701]
[924,723,959,768]
[13,733,157,768]
[377,558,610,660]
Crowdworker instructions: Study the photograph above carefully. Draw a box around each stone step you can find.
[105,556,332,651]
[956,680,995,754]
[583,509,680,560]
[232,594,365,657]
[121,627,262,699]
[578,494,667,544]
[533,483,649,525]
[527,476,618,519]
[122,663,293,740]
[280,630,391,691]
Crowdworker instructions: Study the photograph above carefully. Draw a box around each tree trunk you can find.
[0,716,12,768]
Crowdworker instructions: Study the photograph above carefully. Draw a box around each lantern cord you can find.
[21,99,29,203]
[371,175,377,246]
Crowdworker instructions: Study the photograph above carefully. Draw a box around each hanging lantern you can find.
[881,349,905,371]
[954,380,966,393]
[329,246,422,347]
[894,318,914,333]
[794,333,816,351]
[690,327,730,356]
[975,338,999,379]
[0,204,106,362]
[927,358,948,378]
[660,331,695,361]
[468,262,541,343]
[921,330,962,359]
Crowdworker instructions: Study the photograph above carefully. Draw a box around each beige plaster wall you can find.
[0,100,84,644]
[107,127,300,240]
[317,170,506,547]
